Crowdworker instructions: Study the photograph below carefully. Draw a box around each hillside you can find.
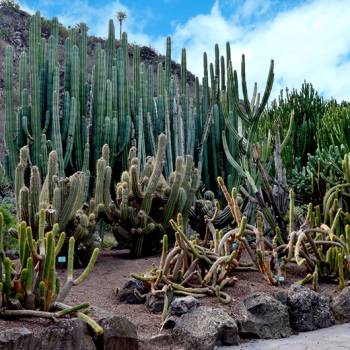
[0,4,194,159]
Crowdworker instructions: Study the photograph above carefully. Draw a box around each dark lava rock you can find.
[36,318,96,350]
[90,306,138,350]
[287,283,334,332]
[117,278,149,304]
[170,296,199,316]
[237,292,292,339]
[173,306,239,350]
[146,290,174,313]
[331,286,350,322]
[162,316,177,329]
[139,334,174,350]
[0,327,34,350]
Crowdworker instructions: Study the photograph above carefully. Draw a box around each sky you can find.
[18,0,350,101]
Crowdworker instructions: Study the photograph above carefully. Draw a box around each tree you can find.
[116,11,127,40]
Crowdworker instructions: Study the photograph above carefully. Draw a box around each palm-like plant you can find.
[116,11,127,39]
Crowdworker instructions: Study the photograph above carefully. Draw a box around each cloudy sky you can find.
[19,0,350,101]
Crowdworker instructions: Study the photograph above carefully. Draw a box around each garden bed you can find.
[3,250,343,346]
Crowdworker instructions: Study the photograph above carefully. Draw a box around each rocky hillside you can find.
[0,4,194,159]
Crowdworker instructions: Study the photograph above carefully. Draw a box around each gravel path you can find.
[220,324,350,350]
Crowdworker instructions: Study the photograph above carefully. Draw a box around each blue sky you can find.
[19,0,350,101]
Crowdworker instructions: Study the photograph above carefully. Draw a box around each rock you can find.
[332,286,350,322]
[36,318,96,350]
[117,279,149,304]
[89,305,115,321]
[162,316,177,329]
[146,290,173,313]
[272,290,288,305]
[91,306,138,350]
[139,334,174,349]
[0,327,34,350]
[170,296,199,316]
[173,306,239,350]
[237,292,292,339]
[287,283,334,332]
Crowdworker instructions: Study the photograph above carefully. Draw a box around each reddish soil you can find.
[0,250,343,348]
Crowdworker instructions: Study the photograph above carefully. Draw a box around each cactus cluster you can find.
[132,175,350,314]
[93,133,201,257]
[0,211,101,333]
[3,11,217,195]
[14,146,100,265]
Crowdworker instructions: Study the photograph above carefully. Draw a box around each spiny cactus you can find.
[0,212,101,333]
[94,134,201,257]
[4,12,223,197]
[14,146,99,266]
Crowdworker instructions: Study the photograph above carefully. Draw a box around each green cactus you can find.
[0,216,100,332]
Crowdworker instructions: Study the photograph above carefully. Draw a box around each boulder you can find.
[170,296,199,316]
[117,279,149,304]
[91,306,138,350]
[173,306,239,350]
[0,327,34,350]
[36,318,96,350]
[287,283,334,332]
[332,287,350,322]
[237,292,292,339]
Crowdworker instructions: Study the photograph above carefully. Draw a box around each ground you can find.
[0,249,345,348]
[223,323,350,350]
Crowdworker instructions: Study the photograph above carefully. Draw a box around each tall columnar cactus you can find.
[4,46,17,181]
[5,12,274,198]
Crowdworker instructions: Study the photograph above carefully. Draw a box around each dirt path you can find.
[221,323,350,350]
[65,250,341,340]
[65,250,163,338]
[0,250,344,347]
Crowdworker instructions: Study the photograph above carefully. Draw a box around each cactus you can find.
[0,213,101,333]
[13,147,99,266]
[94,134,201,257]
[4,13,216,197]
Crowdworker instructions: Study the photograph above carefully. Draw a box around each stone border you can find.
[2,283,350,350]
[160,283,350,350]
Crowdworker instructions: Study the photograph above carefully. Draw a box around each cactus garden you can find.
[0,1,350,349]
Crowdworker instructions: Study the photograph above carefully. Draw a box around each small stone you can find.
[162,316,177,329]
[117,278,149,304]
[170,296,199,316]
[146,290,173,313]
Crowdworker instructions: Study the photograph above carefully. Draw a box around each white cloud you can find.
[19,0,350,101]
[166,0,350,101]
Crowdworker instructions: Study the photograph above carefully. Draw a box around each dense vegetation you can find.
[1,6,350,327]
